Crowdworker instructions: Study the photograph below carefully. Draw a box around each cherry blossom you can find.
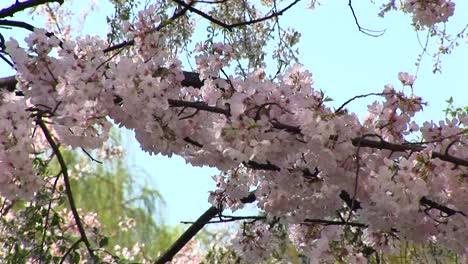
[0,0,467,263]
[402,0,455,27]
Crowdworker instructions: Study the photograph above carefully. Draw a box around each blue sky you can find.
[2,0,467,225]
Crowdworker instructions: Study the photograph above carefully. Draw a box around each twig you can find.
[59,238,83,264]
[304,218,367,228]
[39,174,62,263]
[80,147,103,164]
[335,92,390,114]
[348,0,386,37]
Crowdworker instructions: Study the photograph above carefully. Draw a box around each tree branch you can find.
[352,137,468,167]
[0,0,64,18]
[171,0,301,31]
[348,0,385,37]
[155,206,221,264]
[155,191,257,263]
[0,19,35,31]
[36,118,95,260]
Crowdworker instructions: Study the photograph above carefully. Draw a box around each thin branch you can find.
[335,92,390,114]
[80,147,103,164]
[0,0,64,19]
[348,0,386,37]
[171,0,301,31]
[36,118,95,260]
[181,214,265,224]
[168,99,230,115]
[183,213,369,228]
[59,238,82,264]
[39,174,61,262]
[102,2,192,54]
[304,218,368,228]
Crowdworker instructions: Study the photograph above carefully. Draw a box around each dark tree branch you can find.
[171,0,301,32]
[304,218,368,228]
[243,160,281,171]
[60,238,82,264]
[0,0,64,18]
[0,19,35,31]
[155,206,221,263]
[420,196,466,217]
[348,0,385,37]
[168,99,230,116]
[36,118,95,260]
[182,213,369,228]
[352,137,468,167]
[154,192,256,263]
[335,92,390,114]
[339,190,362,211]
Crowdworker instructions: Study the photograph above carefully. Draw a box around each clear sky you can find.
[1,0,467,225]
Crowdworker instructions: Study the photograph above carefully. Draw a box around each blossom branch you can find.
[0,0,64,18]
[36,118,96,260]
[1,74,466,169]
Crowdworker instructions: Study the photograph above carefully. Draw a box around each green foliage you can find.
[443,97,468,119]
[0,128,181,263]
[66,130,182,259]
[106,0,139,44]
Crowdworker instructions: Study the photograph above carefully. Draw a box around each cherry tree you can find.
[0,0,467,263]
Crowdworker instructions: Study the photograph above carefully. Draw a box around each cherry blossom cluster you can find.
[0,92,42,200]
[6,29,111,150]
[3,6,468,262]
[402,0,455,27]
